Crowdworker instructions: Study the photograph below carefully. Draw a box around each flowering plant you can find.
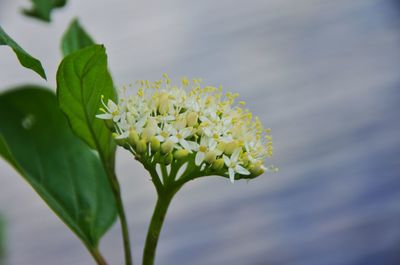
[0,2,275,265]
[97,75,275,263]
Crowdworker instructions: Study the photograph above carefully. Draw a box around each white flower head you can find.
[97,75,275,183]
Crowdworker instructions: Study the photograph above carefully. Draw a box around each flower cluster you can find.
[97,74,275,182]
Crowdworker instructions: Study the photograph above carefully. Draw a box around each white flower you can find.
[169,127,198,152]
[96,98,121,122]
[155,124,175,143]
[194,136,219,166]
[223,149,250,183]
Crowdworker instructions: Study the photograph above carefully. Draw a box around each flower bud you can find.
[212,158,224,170]
[164,152,173,165]
[161,140,174,154]
[224,140,238,155]
[217,142,226,152]
[204,151,216,163]
[174,115,187,130]
[249,164,265,177]
[105,119,115,131]
[174,149,189,159]
[142,127,156,142]
[241,152,250,164]
[158,93,170,114]
[128,129,139,146]
[136,139,147,154]
[186,112,198,127]
[150,136,160,152]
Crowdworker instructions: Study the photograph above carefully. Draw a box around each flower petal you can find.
[96,113,112,120]
[195,152,205,166]
[235,165,250,175]
[170,136,179,143]
[231,148,240,161]
[228,168,235,183]
[179,140,191,151]
[181,128,192,138]
[156,135,165,142]
[209,140,217,150]
[108,99,118,111]
[113,115,121,122]
[223,155,230,167]
[188,141,199,151]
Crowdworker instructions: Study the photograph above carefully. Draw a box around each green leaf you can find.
[56,45,117,172]
[0,86,117,249]
[23,0,67,22]
[0,26,46,80]
[61,18,95,57]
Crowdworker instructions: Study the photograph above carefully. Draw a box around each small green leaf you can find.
[0,86,117,249]
[23,0,67,22]
[57,45,117,172]
[0,26,46,80]
[61,18,95,57]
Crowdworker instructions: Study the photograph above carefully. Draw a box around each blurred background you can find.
[1,0,400,264]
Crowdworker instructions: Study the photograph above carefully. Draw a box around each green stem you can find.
[160,164,169,184]
[89,247,108,265]
[142,192,174,265]
[141,157,199,265]
[110,175,133,265]
[101,149,133,265]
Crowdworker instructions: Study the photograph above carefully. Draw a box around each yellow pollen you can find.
[182,77,189,87]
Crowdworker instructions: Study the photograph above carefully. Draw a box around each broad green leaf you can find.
[0,86,117,248]
[61,18,95,57]
[0,136,19,171]
[0,26,46,79]
[57,45,116,171]
[23,0,67,22]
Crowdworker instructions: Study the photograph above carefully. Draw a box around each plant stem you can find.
[141,158,196,264]
[90,247,108,265]
[142,192,174,265]
[102,151,133,265]
[110,176,133,265]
